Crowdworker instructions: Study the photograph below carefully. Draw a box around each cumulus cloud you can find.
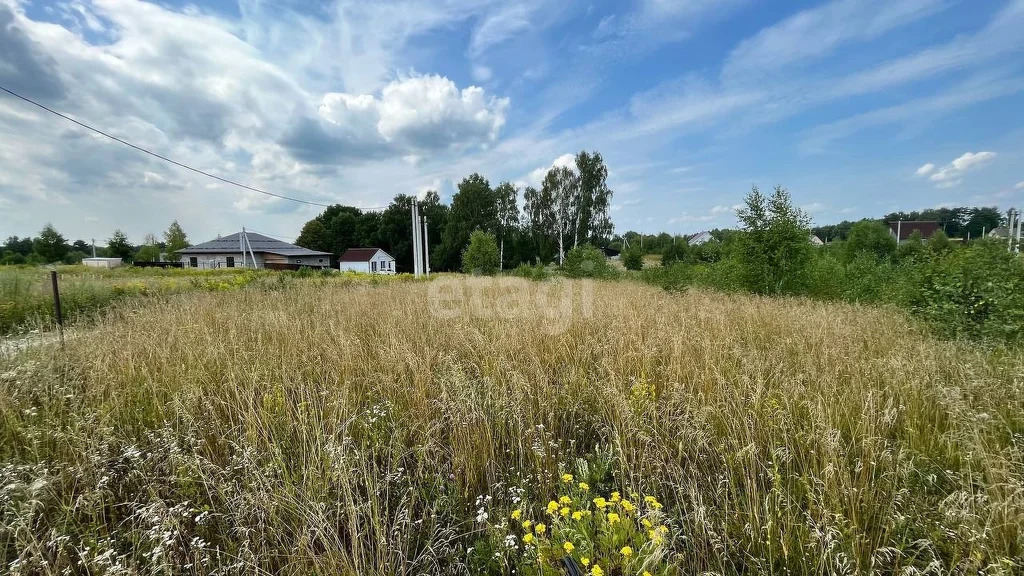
[927,151,996,188]
[710,204,742,214]
[282,74,509,164]
[915,163,935,176]
[526,153,577,186]
[1016,181,1024,190]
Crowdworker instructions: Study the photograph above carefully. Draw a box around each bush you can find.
[462,230,500,275]
[621,247,643,271]
[511,262,552,281]
[901,240,1024,342]
[845,220,896,262]
[563,244,614,279]
[640,263,690,291]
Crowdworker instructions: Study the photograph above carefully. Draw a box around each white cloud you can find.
[314,74,508,154]
[1015,181,1024,190]
[927,151,996,188]
[709,204,741,214]
[915,163,935,176]
[526,153,576,186]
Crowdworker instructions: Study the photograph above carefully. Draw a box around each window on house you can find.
[318,258,323,263]
[371,261,377,272]
[189,257,198,268]
[296,259,302,264]
[226,256,234,268]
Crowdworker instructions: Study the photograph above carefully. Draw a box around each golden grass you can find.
[1,277,1022,575]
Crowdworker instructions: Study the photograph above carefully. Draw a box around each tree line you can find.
[2,221,190,265]
[295,150,614,272]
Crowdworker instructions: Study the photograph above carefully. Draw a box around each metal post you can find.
[1016,211,1022,254]
[1009,210,1016,252]
[422,215,430,277]
[240,227,247,268]
[50,271,64,345]
[410,201,419,276]
[897,219,902,245]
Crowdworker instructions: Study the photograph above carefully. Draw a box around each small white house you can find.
[338,248,396,274]
[687,231,714,245]
[82,257,123,268]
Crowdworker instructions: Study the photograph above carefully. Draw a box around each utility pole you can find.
[1009,210,1017,253]
[1016,209,1022,254]
[91,238,96,258]
[411,200,423,276]
[422,215,430,277]
[240,227,246,268]
[896,219,902,245]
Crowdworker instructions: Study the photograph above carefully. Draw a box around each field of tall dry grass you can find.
[2,276,1022,575]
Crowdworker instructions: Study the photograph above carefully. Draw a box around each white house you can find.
[687,231,714,245]
[178,231,332,269]
[82,257,122,268]
[338,248,396,274]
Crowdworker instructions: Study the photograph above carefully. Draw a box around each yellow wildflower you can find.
[621,500,636,513]
[560,507,570,517]
[522,520,532,530]
[593,497,609,509]
[572,510,584,521]
[535,523,546,535]
[591,565,604,576]
[578,482,590,492]
[657,525,669,534]
[641,518,653,529]
[546,500,560,515]
[511,509,522,520]
[523,533,534,544]
[580,557,590,567]
[620,546,633,557]
[607,512,620,524]
[561,473,574,483]
[563,541,574,553]
[643,572,653,576]
[644,495,663,509]
[610,491,621,503]
[559,495,572,505]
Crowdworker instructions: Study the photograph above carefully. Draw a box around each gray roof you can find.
[178,232,331,257]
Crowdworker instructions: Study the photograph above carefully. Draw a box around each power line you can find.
[0,84,387,212]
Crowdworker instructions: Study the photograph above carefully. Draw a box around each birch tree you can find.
[493,181,519,270]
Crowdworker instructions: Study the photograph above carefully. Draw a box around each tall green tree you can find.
[735,185,813,295]
[461,230,500,275]
[573,150,614,246]
[163,221,190,261]
[296,219,332,253]
[440,174,496,270]
[541,166,578,264]
[34,224,68,263]
[106,230,134,261]
[844,220,897,262]
[523,185,555,264]
[494,181,519,270]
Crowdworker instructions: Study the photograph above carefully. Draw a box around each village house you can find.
[687,231,714,245]
[338,248,396,274]
[178,231,332,269]
[887,221,942,244]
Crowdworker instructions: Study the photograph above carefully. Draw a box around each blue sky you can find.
[1,0,1022,243]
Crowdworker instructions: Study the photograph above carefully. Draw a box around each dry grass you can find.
[1,276,1022,575]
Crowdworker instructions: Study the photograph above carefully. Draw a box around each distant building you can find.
[601,246,621,259]
[988,226,1011,239]
[82,257,122,268]
[338,248,396,274]
[178,231,331,269]
[887,221,941,243]
[687,231,714,245]
[809,235,824,246]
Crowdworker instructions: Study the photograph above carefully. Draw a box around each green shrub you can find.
[563,245,614,279]
[511,262,552,281]
[640,263,690,291]
[462,230,500,275]
[901,240,1024,342]
[621,247,643,271]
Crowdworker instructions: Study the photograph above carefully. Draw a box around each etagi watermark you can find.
[426,276,594,334]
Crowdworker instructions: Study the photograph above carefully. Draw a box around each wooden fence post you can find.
[50,270,64,345]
